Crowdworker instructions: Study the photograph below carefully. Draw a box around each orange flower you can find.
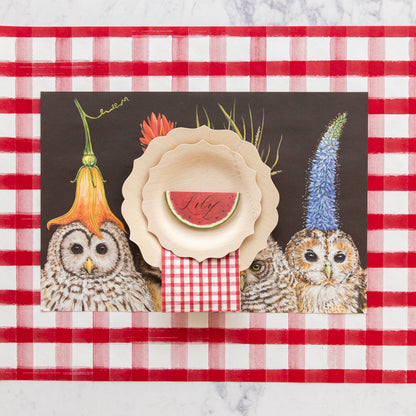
[47,165,126,238]
[139,112,175,151]
[47,98,126,238]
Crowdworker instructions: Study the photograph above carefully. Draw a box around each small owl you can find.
[240,236,297,313]
[285,228,367,313]
[41,221,155,312]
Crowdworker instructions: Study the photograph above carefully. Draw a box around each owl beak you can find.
[240,271,247,291]
[83,257,94,274]
[323,260,332,279]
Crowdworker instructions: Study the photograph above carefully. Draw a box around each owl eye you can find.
[96,243,108,255]
[334,252,346,263]
[304,250,318,262]
[250,262,262,272]
[71,243,83,255]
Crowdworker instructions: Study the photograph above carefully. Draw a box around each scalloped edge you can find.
[121,126,279,270]
[142,140,261,261]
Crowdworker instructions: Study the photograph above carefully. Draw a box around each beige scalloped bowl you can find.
[142,140,262,261]
[121,126,279,270]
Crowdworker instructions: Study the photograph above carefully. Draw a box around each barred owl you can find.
[285,228,367,313]
[41,221,155,312]
[240,236,297,312]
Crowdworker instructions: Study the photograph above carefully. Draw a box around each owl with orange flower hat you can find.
[41,99,155,312]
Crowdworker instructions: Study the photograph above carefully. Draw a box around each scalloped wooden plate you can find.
[142,140,262,261]
[122,126,279,270]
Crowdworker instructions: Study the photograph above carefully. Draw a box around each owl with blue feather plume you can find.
[285,113,367,313]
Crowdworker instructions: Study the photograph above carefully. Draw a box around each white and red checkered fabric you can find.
[162,248,240,312]
[0,26,415,382]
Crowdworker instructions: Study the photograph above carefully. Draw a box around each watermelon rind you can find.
[165,191,240,230]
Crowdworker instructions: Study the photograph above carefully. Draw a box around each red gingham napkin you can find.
[162,248,240,312]
[0,26,415,382]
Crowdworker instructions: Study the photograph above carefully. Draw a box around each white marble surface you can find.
[3,381,416,415]
[2,0,416,415]
[0,0,415,26]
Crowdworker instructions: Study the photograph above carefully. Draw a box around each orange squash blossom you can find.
[47,98,126,238]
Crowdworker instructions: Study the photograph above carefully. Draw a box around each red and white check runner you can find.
[0,26,415,382]
[162,248,240,312]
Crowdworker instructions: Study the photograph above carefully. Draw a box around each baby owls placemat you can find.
[0,26,412,382]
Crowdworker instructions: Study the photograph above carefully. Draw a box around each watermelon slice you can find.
[165,191,240,229]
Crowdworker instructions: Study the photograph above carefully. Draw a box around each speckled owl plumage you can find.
[41,221,155,312]
[241,236,297,313]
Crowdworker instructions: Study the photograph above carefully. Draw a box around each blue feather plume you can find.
[305,113,347,232]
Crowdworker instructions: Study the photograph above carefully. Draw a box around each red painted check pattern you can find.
[162,249,240,312]
[0,26,413,382]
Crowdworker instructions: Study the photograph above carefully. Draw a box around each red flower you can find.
[139,112,175,151]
